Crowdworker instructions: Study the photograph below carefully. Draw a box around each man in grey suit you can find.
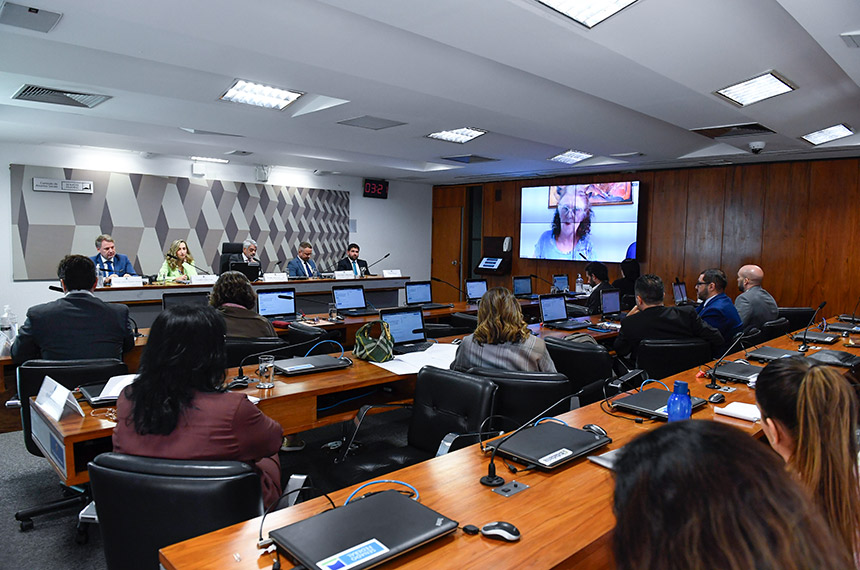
[11,255,135,364]
[734,264,779,332]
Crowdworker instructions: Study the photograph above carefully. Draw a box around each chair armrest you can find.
[5,396,21,409]
[434,430,504,457]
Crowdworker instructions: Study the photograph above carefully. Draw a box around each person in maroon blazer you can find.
[113,305,283,509]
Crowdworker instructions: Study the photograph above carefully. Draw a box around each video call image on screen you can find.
[258,290,296,316]
[466,280,488,301]
[405,282,433,304]
[513,276,531,295]
[381,310,424,344]
[333,287,366,309]
[520,181,640,263]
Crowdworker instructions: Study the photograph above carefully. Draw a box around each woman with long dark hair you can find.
[755,357,860,563]
[112,305,283,508]
[450,287,555,372]
[613,420,853,569]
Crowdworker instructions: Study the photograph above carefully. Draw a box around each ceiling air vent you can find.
[441,154,498,164]
[337,115,406,130]
[691,123,775,139]
[13,84,110,108]
[225,150,253,156]
[0,2,62,33]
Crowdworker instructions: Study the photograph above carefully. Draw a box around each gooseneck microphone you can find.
[841,295,860,324]
[431,276,467,298]
[362,252,390,276]
[529,274,556,293]
[705,331,745,389]
[579,253,588,261]
[798,301,827,353]
[166,253,212,275]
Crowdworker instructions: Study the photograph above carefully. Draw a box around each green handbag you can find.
[352,320,395,362]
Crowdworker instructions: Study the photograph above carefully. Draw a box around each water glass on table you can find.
[257,354,275,390]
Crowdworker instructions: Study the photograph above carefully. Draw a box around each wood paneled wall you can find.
[433,158,860,317]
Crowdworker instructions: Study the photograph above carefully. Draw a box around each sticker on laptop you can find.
[317,538,389,570]
[539,447,573,466]
[284,363,315,372]
[656,405,668,414]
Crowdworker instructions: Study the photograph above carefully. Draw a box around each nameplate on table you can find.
[110,276,144,288]
[34,376,84,422]
[334,270,355,280]
[382,269,401,278]
[263,272,288,282]
[190,275,218,285]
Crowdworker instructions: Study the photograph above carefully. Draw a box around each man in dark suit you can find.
[584,261,610,315]
[335,243,373,276]
[12,255,135,364]
[614,274,723,360]
[227,238,259,267]
[695,268,744,344]
[90,234,136,284]
[286,241,320,278]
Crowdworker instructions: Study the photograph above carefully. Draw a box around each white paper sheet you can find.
[369,343,458,374]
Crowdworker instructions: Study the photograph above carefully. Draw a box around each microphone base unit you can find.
[480,474,505,487]
[798,344,809,353]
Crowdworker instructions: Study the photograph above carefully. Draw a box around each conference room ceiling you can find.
[1,0,859,185]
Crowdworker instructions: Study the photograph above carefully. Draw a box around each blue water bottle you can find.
[666,380,692,422]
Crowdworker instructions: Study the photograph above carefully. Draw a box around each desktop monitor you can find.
[332,285,367,310]
[465,279,488,302]
[512,276,532,296]
[405,281,433,305]
[258,288,296,319]
[161,291,210,310]
[552,274,569,291]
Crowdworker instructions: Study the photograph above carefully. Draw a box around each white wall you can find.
[0,143,432,320]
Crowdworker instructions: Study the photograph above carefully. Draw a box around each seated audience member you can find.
[612,420,853,570]
[12,255,135,364]
[694,268,743,343]
[450,287,556,372]
[113,305,283,509]
[335,243,372,276]
[287,241,319,278]
[755,357,860,562]
[210,271,276,338]
[584,261,610,315]
[734,264,779,331]
[611,258,640,309]
[90,233,137,284]
[157,239,198,283]
[614,274,723,360]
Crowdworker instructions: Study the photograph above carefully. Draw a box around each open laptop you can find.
[672,282,689,304]
[229,261,261,282]
[332,284,378,317]
[269,490,458,570]
[465,279,488,303]
[512,275,539,300]
[380,306,433,354]
[257,288,298,322]
[612,388,707,420]
[404,281,450,310]
[538,294,591,331]
[161,291,210,310]
[552,274,569,292]
[600,288,625,320]
[485,421,611,470]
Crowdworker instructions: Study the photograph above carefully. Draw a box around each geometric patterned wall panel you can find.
[10,164,349,280]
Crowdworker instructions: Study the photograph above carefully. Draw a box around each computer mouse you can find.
[708,393,726,404]
[480,521,520,542]
[582,424,608,437]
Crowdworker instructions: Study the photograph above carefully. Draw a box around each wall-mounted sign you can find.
[33,178,94,194]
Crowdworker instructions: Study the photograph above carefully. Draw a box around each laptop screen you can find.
[600,289,621,314]
[465,279,488,301]
[258,288,296,318]
[380,308,425,344]
[161,292,210,310]
[512,276,531,296]
[405,281,432,305]
[552,274,569,291]
[332,286,366,310]
[672,282,687,303]
[539,295,568,322]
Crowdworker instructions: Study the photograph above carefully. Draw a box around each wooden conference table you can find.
[156,335,842,570]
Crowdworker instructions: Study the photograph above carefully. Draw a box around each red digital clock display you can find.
[363,179,388,199]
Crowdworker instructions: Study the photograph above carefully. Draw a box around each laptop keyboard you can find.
[393,342,433,355]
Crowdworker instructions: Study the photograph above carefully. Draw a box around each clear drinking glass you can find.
[257,354,275,389]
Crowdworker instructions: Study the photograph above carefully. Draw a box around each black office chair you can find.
[224,337,289,368]
[450,312,478,332]
[333,366,496,487]
[544,337,613,406]
[635,339,713,380]
[14,358,129,533]
[219,242,243,274]
[89,453,263,570]
[760,317,791,343]
[565,302,590,317]
[777,307,815,333]
[285,322,329,356]
[466,367,572,429]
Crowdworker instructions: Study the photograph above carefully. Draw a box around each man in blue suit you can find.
[695,268,743,349]
[90,234,136,284]
[287,241,320,278]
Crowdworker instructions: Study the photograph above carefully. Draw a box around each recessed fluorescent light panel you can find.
[191,156,229,164]
[801,124,854,145]
[220,79,303,110]
[427,127,486,144]
[549,149,593,164]
[535,0,638,29]
[715,72,794,107]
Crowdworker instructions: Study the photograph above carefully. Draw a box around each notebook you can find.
[512,276,539,300]
[612,388,707,420]
[257,288,298,322]
[332,285,378,317]
[465,279,488,303]
[404,281,451,310]
[485,421,611,470]
[274,354,352,376]
[379,306,432,354]
[539,294,591,331]
[269,490,458,570]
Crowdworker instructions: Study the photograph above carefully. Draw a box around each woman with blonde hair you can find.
[450,287,555,372]
[157,239,198,283]
[755,357,860,563]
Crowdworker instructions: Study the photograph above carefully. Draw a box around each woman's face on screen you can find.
[557,191,588,224]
